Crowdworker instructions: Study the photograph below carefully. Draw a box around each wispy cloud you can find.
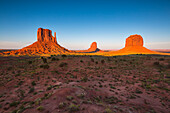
[145,42,170,49]
[0,41,33,49]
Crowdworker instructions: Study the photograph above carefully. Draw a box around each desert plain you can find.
[0,28,170,113]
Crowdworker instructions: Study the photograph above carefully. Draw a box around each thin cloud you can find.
[0,41,32,49]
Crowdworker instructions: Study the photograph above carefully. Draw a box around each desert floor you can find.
[0,55,169,113]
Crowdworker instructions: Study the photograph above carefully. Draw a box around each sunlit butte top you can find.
[125,34,143,47]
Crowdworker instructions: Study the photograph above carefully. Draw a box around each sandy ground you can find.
[0,55,169,113]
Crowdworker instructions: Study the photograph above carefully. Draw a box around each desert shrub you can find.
[68,104,80,112]
[66,96,74,101]
[99,84,103,88]
[91,58,94,62]
[28,87,34,93]
[105,108,112,113]
[61,54,67,58]
[153,62,159,66]
[135,89,143,94]
[15,73,20,77]
[51,57,59,61]
[46,85,53,90]
[18,81,24,86]
[31,81,36,86]
[40,64,49,69]
[101,59,105,64]
[36,106,44,111]
[58,102,66,108]
[59,62,68,67]
[28,61,32,64]
[80,60,83,63]
[110,86,116,89]
[51,57,56,61]
[104,96,119,104]
[81,76,88,82]
[41,57,47,63]
[77,93,85,99]
[51,55,56,57]
[159,58,164,61]
[72,100,78,104]
[10,101,20,107]
[7,67,12,71]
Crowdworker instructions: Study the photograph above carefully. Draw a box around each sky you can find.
[0,0,170,50]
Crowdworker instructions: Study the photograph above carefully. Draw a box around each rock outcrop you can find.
[1,28,71,55]
[37,28,57,43]
[113,34,158,54]
[125,34,143,47]
[76,42,101,53]
[88,42,99,52]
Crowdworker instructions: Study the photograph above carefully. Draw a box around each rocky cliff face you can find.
[1,28,71,55]
[88,42,97,51]
[125,34,143,47]
[114,34,157,54]
[37,28,57,43]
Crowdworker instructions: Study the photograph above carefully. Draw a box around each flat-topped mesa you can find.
[37,28,57,43]
[125,34,143,47]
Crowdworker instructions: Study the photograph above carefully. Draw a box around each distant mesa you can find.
[113,34,158,54]
[88,42,101,52]
[0,29,169,56]
[1,28,71,55]
[76,42,101,53]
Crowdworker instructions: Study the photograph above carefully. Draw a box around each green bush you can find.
[101,59,105,64]
[10,101,20,107]
[91,58,94,62]
[59,62,68,67]
[36,106,44,111]
[41,57,47,63]
[28,61,32,64]
[61,54,67,58]
[68,104,80,112]
[135,89,143,94]
[31,81,36,86]
[40,64,49,69]
[58,102,66,108]
[66,96,74,101]
[28,87,34,93]
[153,62,159,66]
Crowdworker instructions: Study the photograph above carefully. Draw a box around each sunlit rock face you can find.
[125,34,143,47]
[114,34,159,54]
[37,28,57,43]
[88,42,97,51]
[1,28,71,55]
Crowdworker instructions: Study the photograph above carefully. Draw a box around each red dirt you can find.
[0,55,169,113]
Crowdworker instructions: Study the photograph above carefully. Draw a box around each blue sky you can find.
[0,0,170,49]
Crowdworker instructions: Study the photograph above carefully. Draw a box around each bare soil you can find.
[0,55,169,113]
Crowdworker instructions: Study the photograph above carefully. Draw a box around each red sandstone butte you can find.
[76,42,101,53]
[88,42,98,52]
[114,34,158,54]
[125,34,143,47]
[2,28,71,55]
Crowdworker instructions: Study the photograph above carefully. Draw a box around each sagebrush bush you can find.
[59,62,68,67]
[40,64,49,69]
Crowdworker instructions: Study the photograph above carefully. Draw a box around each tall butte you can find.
[115,34,158,54]
[3,28,71,55]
